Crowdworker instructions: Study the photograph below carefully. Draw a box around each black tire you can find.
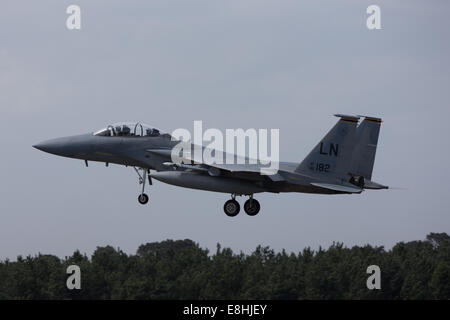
[244,199,260,216]
[224,199,240,217]
[138,193,149,204]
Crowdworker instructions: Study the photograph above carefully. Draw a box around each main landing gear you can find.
[244,196,260,216]
[224,196,240,217]
[134,167,152,205]
[223,194,260,217]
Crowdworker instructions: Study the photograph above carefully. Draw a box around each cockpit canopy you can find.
[93,122,170,138]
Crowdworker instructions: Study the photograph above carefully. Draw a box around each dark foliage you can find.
[0,234,449,299]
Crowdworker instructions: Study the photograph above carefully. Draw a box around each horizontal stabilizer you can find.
[311,183,362,193]
[363,180,388,189]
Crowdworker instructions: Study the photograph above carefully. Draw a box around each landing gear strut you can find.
[134,167,151,205]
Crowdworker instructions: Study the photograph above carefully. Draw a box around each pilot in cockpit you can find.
[116,125,131,136]
[146,128,160,137]
[93,123,168,138]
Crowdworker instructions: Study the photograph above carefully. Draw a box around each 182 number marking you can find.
[315,163,330,172]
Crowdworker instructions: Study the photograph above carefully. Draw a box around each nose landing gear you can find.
[134,167,151,205]
[138,193,149,204]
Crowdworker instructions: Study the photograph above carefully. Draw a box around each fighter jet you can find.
[33,114,388,217]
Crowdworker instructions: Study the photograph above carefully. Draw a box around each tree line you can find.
[0,233,449,299]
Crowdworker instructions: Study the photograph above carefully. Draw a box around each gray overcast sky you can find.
[1,1,449,260]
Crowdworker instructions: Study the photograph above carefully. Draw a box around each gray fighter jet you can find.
[33,115,388,217]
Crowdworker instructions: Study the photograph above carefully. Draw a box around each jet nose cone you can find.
[33,134,92,157]
[33,143,48,152]
[33,138,68,155]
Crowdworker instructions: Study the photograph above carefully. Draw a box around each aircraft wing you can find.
[147,147,281,177]
[206,162,277,174]
[146,148,368,192]
[146,148,367,193]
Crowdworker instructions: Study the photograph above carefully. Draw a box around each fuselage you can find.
[33,130,338,196]
[33,117,388,216]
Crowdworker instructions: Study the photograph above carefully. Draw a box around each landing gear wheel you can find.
[138,193,149,205]
[244,199,260,216]
[224,199,240,217]
[134,167,150,205]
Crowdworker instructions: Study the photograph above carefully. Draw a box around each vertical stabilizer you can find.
[350,116,382,180]
[295,115,359,181]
